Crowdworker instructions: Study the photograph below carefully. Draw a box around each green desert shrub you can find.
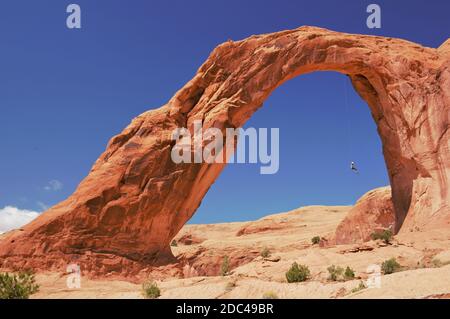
[262,291,279,299]
[381,258,401,274]
[327,265,355,281]
[285,262,310,283]
[142,281,161,299]
[344,266,356,280]
[371,229,393,244]
[0,271,39,299]
[311,236,321,245]
[351,281,367,293]
[327,265,344,281]
[220,256,230,276]
[260,247,271,258]
[170,240,177,247]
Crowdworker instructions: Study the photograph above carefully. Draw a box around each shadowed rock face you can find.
[0,26,448,275]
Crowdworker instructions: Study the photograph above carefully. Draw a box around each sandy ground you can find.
[30,205,450,299]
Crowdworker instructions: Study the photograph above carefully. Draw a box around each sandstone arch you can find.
[1,27,449,275]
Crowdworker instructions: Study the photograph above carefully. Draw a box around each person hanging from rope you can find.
[350,161,359,173]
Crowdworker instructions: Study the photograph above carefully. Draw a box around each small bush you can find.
[262,291,279,299]
[327,265,344,281]
[142,281,161,299]
[327,265,355,281]
[311,236,321,245]
[0,271,39,299]
[371,229,393,244]
[381,258,401,274]
[260,247,271,258]
[344,266,355,280]
[170,240,177,247]
[286,262,310,283]
[221,256,230,276]
[351,281,367,293]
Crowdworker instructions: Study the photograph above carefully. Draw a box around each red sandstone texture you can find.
[236,221,292,237]
[179,247,260,277]
[334,186,395,244]
[0,27,448,276]
[176,233,205,246]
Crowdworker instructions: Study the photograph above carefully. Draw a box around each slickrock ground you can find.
[334,186,396,244]
[31,205,450,299]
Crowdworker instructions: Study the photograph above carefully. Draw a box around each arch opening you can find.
[189,71,391,226]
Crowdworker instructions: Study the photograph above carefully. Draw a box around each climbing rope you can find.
[344,76,358,174]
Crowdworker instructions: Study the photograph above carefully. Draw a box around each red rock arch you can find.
[1,27,448,275]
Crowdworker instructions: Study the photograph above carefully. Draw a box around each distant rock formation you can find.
[1,27,448,276]
[334,186,395,244]
[177,233,205,246]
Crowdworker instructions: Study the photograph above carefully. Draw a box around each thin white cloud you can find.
[0,206,40,234]
[44,179,63,191]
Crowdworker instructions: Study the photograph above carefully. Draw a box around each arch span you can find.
[1,27,449,275]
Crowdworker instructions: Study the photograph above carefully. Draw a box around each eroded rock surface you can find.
[334,186,395,244]
[0,26,448,276]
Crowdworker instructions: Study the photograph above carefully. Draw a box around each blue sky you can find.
[0,0,448,225]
